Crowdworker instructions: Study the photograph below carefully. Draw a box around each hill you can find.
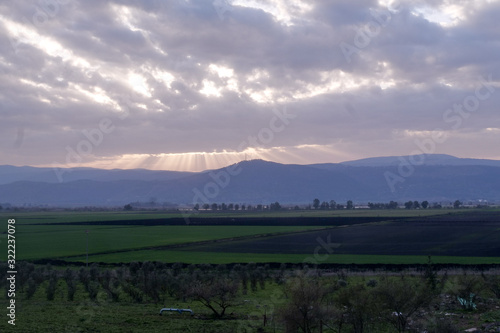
[1,155,500,206]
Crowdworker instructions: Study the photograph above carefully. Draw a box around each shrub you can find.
[451,274,483,311]
[46,273,58,301]
[25,278,37,300]
[482,274,500,299]
[87,281,100,302]
[122,282,143,303]
[67,279,77,301]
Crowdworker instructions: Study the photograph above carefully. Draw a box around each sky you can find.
[0,0,499,172]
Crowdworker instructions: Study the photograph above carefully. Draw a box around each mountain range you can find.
[1,154,500,207]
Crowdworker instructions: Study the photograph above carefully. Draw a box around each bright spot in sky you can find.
[128,73,151,97]
[200,79,222,97]
[151,69,175,89]
[412,4,465,27]
[209,64,234,78]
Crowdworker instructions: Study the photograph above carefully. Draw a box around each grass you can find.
[0,290,280,333]
[0,277,285,333]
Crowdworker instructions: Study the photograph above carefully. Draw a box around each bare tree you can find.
[375,275,434,332]
[187,277,239,318]
[278,274,329,333]
[336,283,377,333]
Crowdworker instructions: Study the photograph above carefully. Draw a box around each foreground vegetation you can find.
[1,262,500,332]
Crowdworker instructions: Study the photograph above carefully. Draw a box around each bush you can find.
[482,274,500,299]
[87,281,100,302]
[122,282,143,303]
[67,279,77,301]
[25,278,37,300]
[451,274,483,311]
[79,267,90,291]
[46,273,58,301]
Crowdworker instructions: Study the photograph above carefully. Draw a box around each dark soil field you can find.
[36,215,402,226]
[182,211,500,257]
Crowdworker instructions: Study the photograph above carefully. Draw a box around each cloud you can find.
[0,0,499,171]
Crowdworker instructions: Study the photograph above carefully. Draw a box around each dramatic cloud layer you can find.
[1,0,499,171]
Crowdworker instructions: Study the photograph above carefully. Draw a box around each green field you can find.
[3,225,325,261]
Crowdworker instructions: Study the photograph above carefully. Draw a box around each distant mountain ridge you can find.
[1,154,500,206]
[0,165,193,185]
[337,154,500,167]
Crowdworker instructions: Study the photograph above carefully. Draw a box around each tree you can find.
[234,204,239,211]
[202,203,210,210]
[346,200,354,210]
[453,200,462,209]
[375,276,434,332]
[228,203,234,210]
[413,201,420,209]
[336,283,377,333]
[313,198,320,210]
[329,200,337,209]
[188,277,239,318]
[404,201,413,209]
[278,274,329,333]
[388,201,398,209]
[211,203,218,211]
[123,204,133,211]
[421,201,429,209]
[193,203,200,211]
[270,202,281,211]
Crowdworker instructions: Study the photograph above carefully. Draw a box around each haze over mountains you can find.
[1,154,500,207]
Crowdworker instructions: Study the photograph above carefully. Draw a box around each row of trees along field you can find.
[192,203,284,211]
[190,200,357,211]
[185,199,465,212]
[2,261,500,332]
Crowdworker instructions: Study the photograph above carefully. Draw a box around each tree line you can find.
[181,199,466,212]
